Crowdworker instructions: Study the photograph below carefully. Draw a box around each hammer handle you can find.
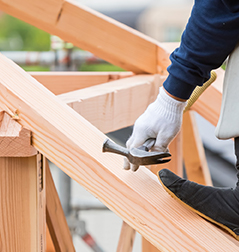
[137,138,156,151]
[102,139,129,157]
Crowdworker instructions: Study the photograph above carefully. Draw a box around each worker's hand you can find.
[124,87,187,171]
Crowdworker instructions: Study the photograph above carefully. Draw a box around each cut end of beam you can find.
[0,111,37,157]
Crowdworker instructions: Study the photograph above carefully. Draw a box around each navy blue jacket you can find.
[163,0,239,100]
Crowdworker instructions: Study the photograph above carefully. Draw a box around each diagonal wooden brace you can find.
[46,160,75,252]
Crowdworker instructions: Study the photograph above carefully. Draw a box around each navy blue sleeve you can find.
[163,0,239,100]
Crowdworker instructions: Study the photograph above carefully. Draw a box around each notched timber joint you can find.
[56,4,64,24]
[0,111,37,157]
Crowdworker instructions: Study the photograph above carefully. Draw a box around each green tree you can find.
[0,14,50,51]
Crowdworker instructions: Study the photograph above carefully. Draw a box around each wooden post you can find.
[0,111,45,252]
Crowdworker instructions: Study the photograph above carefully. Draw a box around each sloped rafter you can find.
[0,0,170,74]
[0,54,238,251]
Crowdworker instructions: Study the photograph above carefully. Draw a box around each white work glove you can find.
[124,86,187,171]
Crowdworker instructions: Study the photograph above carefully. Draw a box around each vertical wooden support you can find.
[142,133,183,252]
[183,111,213,186]
[0,111,45,252]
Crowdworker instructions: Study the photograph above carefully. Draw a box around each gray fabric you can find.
[215,43,239,139]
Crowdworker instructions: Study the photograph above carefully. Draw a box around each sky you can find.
[77,0,153,11]
[77,0,192,11]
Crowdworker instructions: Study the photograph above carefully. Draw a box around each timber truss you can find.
[0,0,238,251]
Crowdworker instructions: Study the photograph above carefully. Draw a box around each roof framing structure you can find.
[0,1,238,251]
[0,48,238,251]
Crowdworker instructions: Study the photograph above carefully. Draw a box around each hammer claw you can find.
[102,138,172,167]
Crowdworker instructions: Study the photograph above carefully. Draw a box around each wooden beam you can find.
[30,71,134,95]
[58,74,163,133]
[0,111,45,251]
[46,160,75,252]
[183,111,213,186]
[0,54,238,250]
[0,0,170,74]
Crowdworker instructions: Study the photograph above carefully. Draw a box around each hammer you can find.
[102,72,216,167]
[103,138,171,166]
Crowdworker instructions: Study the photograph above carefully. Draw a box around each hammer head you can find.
[129,147,171,165]
[102,138,171,166]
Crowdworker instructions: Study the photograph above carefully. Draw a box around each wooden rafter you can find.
[0,53,238,251]
[0,0,171,74]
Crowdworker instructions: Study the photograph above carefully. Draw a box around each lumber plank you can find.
[0,0,171,74]
[30,71,134,95]
[58,74,163,133]
[0,54,238,251]
[116,221,136,252]
[183,111,213,186]
[0,153,45,252]
[46,160,75,252]
[55,0,169,74]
